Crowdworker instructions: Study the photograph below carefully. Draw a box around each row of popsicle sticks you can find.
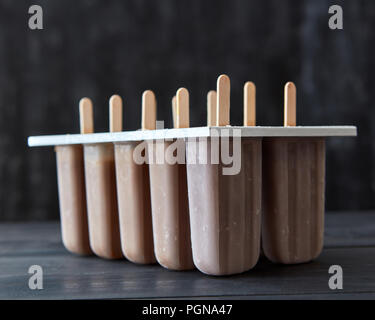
[79,74,297,134]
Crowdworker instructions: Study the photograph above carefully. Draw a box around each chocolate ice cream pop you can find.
[81,97,122,259]
[114,94,156,264]
[148,88,194,270]
[54,101,91,255]
[262,82,325,264]
[186,75,262,275]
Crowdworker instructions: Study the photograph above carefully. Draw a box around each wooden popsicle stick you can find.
[172,95,177,128]
[176,88,189,129]
[142,90,156,130]
[109,95,123,132]
[79,97,94,134]
[284,82,296,127]
[243,81,256,126]
[207,90,217,127]
[216,74,230,126]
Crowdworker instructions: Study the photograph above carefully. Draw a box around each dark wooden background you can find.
[0,0,373,221]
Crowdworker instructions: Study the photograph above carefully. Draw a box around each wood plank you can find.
[160,292,375,300]
[0,212,374,299]
[0,246,374,299]
[325,211,375,248]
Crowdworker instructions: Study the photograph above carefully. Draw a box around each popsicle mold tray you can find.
[27,76,357,276]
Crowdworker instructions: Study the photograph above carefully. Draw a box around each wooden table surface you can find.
[1,211,374,300]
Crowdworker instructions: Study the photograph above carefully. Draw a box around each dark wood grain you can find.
[0,212,374,299]
[325,211,375,248]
